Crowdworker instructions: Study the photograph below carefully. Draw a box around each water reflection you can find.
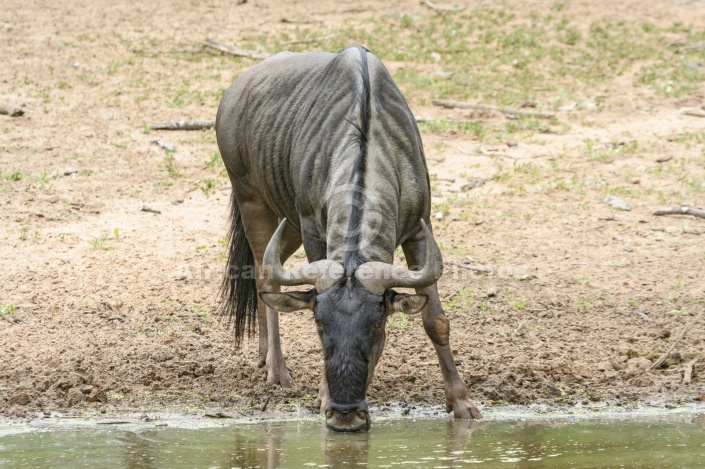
[2,415,705,468]
[322,429,370,467]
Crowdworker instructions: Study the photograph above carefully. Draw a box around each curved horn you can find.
[263,218,344,292]
[354,220,443,295]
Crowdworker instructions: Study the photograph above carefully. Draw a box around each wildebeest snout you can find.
[325,400,370,432]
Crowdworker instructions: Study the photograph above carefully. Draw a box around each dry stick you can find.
[150,120,215,131]
[202,39,271,60]
[444,260,493,273]
[421,0,465,14]
[651,324,690,370]
[283,33,339,45]
[261,395,272,412]
[653,206,705,220]
[432,99,556,120]
[684,109,705,118]
[456,146,546,160]
[280,18,321,24]
[415,116,479,125]
[141,206,161,214]
[0,104,24,117]
[683,357,699,385]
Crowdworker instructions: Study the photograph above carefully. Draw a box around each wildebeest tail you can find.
[219,191,257,344]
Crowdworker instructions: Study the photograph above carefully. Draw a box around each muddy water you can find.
[1,414,704,468]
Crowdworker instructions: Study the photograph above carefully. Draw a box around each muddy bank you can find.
[2,0,705,418]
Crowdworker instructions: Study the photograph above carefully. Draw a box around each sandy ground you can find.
[1,0,704,419]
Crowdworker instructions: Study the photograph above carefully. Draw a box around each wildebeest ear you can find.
[259,290,316,312]
[388,293,428,315]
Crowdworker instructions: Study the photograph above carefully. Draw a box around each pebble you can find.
[604,195,631,211]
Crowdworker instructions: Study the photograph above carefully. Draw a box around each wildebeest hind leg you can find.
[402,232,482,419]
[238,197,302,387]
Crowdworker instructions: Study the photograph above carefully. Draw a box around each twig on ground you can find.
[653,206,705,220]
[432,99,555,120]
[283,33,339,45]
[261,395,272,412]
[0,104,25,117]
[141,206,161,214]
[651,324,690,370]
[150,120,215,131]
[280,18,321,24]
[203,39,270,60]
[683,357,699,385]
[444,260,493,273]
[456,145,546,160]
[633,311,650,321]
[1,315,17,324]
[151,140,176,151]
[656,155,673,163]
[683,108,705,118]
[417,360,462,366]
[511,322,524,336]
[421,0,465,14]
[683,228,705,235]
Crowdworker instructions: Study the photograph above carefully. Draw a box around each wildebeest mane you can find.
[342,45,372,279]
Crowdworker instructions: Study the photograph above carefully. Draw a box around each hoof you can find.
[448,400,483,420]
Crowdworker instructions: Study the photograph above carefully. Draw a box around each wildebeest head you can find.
[259,219,442,432]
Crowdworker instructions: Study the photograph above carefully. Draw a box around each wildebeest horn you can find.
[354,220,443,295]
[263,218,345,292]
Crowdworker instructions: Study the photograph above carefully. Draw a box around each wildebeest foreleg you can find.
[314,368,330,413]
[402,232,482,419]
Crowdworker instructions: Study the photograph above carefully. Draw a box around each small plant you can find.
[163,149,180,177]
[89,234,114,251]
[34,170,57,189]
[387,312,410,330]
[206,150,224,168]
[18,225,30,241]
[2,170,26,181]
[200,178,217,197]
[577,294,592,312]
[193,303,214,324]
[57,232,71,242]
[0,304,16,317]
[113,228,121,239]
[668,309,688,316]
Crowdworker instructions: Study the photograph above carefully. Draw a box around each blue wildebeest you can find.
[216,45,481,432]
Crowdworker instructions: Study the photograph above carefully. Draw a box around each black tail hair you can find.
[219,191,258,344]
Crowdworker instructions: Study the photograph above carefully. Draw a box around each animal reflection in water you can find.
[217,421,480,469]
[216,45,481,432]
